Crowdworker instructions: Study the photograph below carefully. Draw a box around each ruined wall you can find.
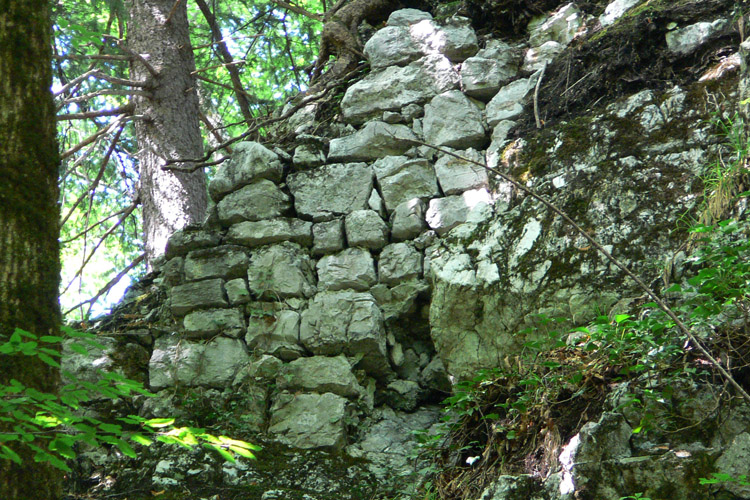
[67,1,750,498]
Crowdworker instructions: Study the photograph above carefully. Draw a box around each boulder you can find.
[486,75,539,126]
[277,355,361,398]
[328,121,418,162]
[364,26,422,70]
[182,307,245,338]
[390,199,428,241]
[345,210,389,250]
[409,19,478,62]
[387,8,433,27]
[208,142,283,202]
[246,308,303,361]
[288,163,373,221]
[225,218,313,248]
[246,242,316,299]
[184,246,248,282]
[434,148,488,195]
[216,180,291,226]
[269,392,348,450]
[170,278,228,316]
[528,3,582,48]
[317,248,377,292]
[372,156,440,212]
[165,229,221,259]
[425,188,493,235]
[341,55,459,125]
[149,335,249,389]
[665,19,728,56]
[312,219,346,255]
[423,91,487,149]
[378,243,423,286]
[299,290,389,377]
[225,278,250,305]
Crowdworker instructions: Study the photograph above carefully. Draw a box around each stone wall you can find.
[68,1,750,498]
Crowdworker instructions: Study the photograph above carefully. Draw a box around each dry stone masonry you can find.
[69,1,750,498]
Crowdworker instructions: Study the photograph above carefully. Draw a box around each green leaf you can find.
[0,445,21,464]
[229,445,257,459]
[68,343,89,356]
[145,418,175,428]
[37,353,61,368]
[130,433,153,446]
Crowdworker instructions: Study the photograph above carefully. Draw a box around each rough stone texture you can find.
[300,290,389,377]
[183,308,245,338]
[666,19,728,56]
[268,392,348,450]
[391,199,427,241]
[461,59,517,101]
[216,180,291,226]
[409,19,478,62]
[345,210,389,249]
[522,41,565,72]
[170,278,228,316]
[225,219,313,248]
[372,156,440,212]
[246,308,303,361]
[341,55,459,124]
[317,248,377,292]
[378,243,423,286]
[387,8,432,27]
[425,188,493,235]
[364,26,422,70]
[715,432,750,498]
[384,380,421,411]
[208,141,283,202]
[165,229,221,259]
[312,219,346,255]
[247,242,316,299]
[434,148,488,195]
[277,355,362,398]
[288,163,373,221]
[184,246,248,282]
[149,335,249,389]
[486,75,538,126]
[528,3,582,48]
[599,0,641,26]
[225,278,250,305]
[328,121,418,162]
[423,90,486,149]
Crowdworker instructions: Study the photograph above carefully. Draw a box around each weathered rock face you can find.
[65,2,750,498]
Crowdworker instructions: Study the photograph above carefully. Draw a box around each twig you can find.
[534,63,546,129]
[102,35,158,77]
[269,0,322,21]
[53,54,132,62]
[57,103,135,121]
[60,89,152,106]
[407,137,750,405]
[165,0,182,24]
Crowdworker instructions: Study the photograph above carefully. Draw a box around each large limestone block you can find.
[247,242,316,299]
[208,142,283,202]
[434,148,489,195]
[184,246,249,282]
[528,3,582,48]
[277,355,361,398]
[171,278,228,316]
[372,156,440,212]
[246,308,303,361]
[364,26,423,70]
[312,219,345,255]
[345,210,389,250]
[599,0,641,27]
[378,243,423,286]
[165,229,221,259]
[149,335,249,389]
[390,199,427,241]
[287,163,372,221]
[460,40,520,100]
[425,188,493,235]
[225,218,313,248]
[299,290,389,377]
[317,248,377,292]
[216,180,291,226]
[387,8,432,27]
[328,121,418,162]
[268,392,348,450]
[665,19,728,56]
[341,55,459,125]
[522,41,564,72]
[183,308,245,338]
[423,91,486,149]
[486,75,538,126]
[409,19,478,62]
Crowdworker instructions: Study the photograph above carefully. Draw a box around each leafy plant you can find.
[0,326,259,471]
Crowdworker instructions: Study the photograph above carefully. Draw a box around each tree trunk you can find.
[128,0,208,267]
[0,0,62,498]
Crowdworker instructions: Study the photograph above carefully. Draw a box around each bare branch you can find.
[61,125,126,227]
[60,89,151,106]
[63,252,146,318]
[53,53,132,62]
[194,74,257,101]
[191,60,245,75]
[94,72,150,88]
[61,204,136,244]
[269,0,322,21]
[54,69,100,97]
[57,103,135,121]
[102,35,158,77]
[60,114,141,160]
[195,0,254,122]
